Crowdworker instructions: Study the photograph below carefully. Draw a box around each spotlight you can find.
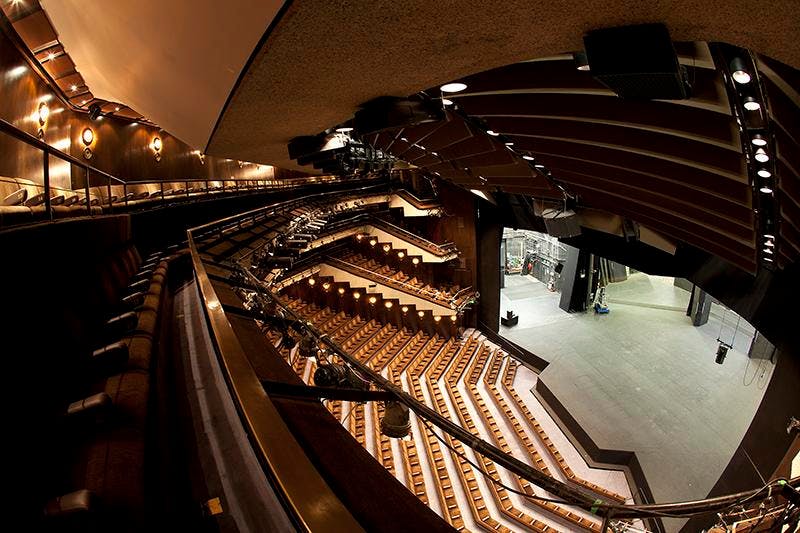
[522,155,534,161]
[573,51,590,71]
[440,82,467,93]
[384,301,393,309]
[504,141,514,146]
[417,311,425,318]
[434,316,441,322]
[70,84,77,92]
[401,306,408,313]
[743,97,761,111]
[754,148,769,162]
[763,257,774,262]
[715,343,728,364]
[729,58,751,84]
[757,169,772,178]
[760,186,773,194]
[356,234,363,241]
[441,98,454,106]
[338,287,345,295]
[397,251,405,259]
[751,134,767,147]
[353,291,361,300]
[308,277,316,286]
[314,363,369,390]
[88,102,102,121]
[368,296,377,305]
[380,401,410,438]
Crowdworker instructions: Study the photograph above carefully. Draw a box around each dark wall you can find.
[0,22,306,187]
[476,199,502,331]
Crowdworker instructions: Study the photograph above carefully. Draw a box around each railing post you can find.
[124,181,129,207]
[161,181,165,201]
[43,150,52,221]
[107,177,113,213]
[84,166,92,216]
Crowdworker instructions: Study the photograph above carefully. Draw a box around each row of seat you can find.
[43,245,182,530]
[0,175,306,228]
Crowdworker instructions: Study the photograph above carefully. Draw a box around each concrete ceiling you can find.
[40,0,284,149]
[206,0,800,170]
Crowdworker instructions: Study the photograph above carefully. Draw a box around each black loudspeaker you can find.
[583,23,690,100]
[554,262,564,274]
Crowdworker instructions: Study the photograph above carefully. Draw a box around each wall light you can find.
[38,101,49,126]
[522,155,534,161]
[151,136,162,162]
[322,282,331,291]
[353,291,361,300]
[368,296,377,305]
[412,257,420,265]
[81,127,94,159]
[384,301,393,309]
[382,244,391,253]
[401,306,408,314]
[433,315,441,322]
[397,251,405,259]
[308,277,316,286]
[450,315,457,322]
[338,287,345,295]
[417,311,425,318]
[369,238,377,246]
[440,82,467,93]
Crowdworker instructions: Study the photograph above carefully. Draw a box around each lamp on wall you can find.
[151,136,162,162]
[37,101,49,139]
[81,127,94,159]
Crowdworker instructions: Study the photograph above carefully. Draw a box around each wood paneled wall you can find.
[0,25,307,189]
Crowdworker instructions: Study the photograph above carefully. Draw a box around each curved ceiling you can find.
[39,0,284,149]
[207,0,800,169]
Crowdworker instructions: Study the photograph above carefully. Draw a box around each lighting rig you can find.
[714,43,780,270]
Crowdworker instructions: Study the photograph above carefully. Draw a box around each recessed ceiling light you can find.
[754,148,769,162]
[504,141,514,146]
[115,106,120,111]
[730,58,751,84]
[522,155,534,161]
[70,84,77,91]
[743,97,761,111]
[442,98,454,105]
[763,247,774,254]
[757,169,771,178]
[534,163,545,169]
[760,186,773,194]
[335,126,353,133]
[751,134,767,147]
[486,130,499,136]
[764,234,775,239]
[47,52,55,62]
[440,82,467,93]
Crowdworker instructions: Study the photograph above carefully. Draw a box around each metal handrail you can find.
[367,216,458,256]
[188,205,368,533]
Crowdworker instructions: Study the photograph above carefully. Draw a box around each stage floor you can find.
[499,273,773,532]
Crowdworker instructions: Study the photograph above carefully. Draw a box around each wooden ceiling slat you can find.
[436,134,494,161]
[764,78,800,147]
[556,169,754,239]
[526,137,747,186]
[449,146,516,168]
[544,155,753,216]
[457,94,738,145]
[43,55,76,79]
[12,10,57,51]
[489,116,742,172]
[409,118,475,151]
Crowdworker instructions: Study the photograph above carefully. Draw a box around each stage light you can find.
[743,97,761,111]
[715,343,728,364]
[764,234,775,239]
[763,247,774,254]
[763,257,773,262]
[88,102,102,121]
[757,169,771,178]
[751,134,767,147]
[335,126,353,133]
[573,51,590,71]
[380,401,410,438]
[764,240,774,247]
[298,332,318,358]
[730,58,751,84]
[754,148,769,162]
[440,82,467,93]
